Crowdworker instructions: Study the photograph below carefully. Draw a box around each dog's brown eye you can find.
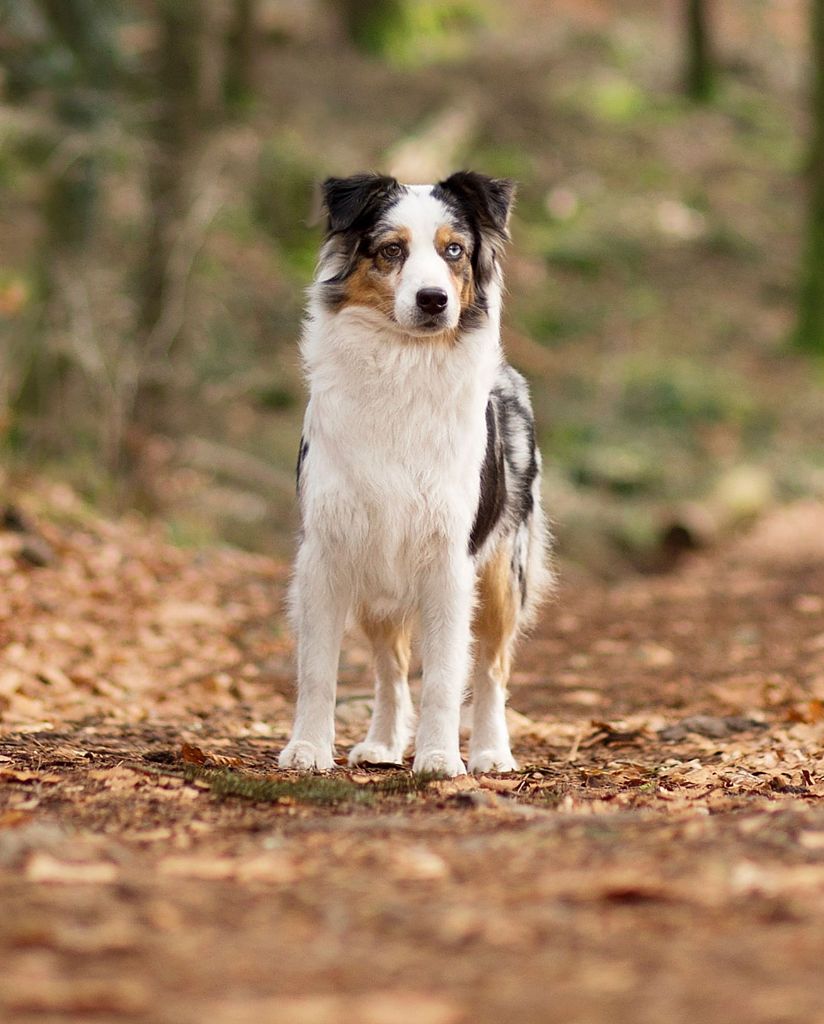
[380,243,403,260]
[445,242,464,260]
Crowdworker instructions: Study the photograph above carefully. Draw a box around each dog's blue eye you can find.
[445,242,464,259]
[380,243,402,259]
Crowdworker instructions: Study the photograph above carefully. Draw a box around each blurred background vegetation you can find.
[1,0,823,576]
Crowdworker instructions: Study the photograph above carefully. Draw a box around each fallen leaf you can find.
[787,700,824,725]
[235,853,298,884]
[388,846,450,881]
[25,853,118,884]
[0,768,63,784]
[210,992,463,1024]
[180,742,208,766]
[4,975,147,1015]
[158,855,237,880]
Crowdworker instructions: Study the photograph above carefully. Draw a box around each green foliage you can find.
[191,767,377,806]
[516,302,605,347]
[184,765,435,806]
[587,73,647,124]
[619,359,756,432]
[570,445,662,496]
[252,138,318,275]
[256,385,297,411]
[339,0,488,66]
[463,142,533,184]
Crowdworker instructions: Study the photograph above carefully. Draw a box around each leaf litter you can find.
[1,487,824,1023]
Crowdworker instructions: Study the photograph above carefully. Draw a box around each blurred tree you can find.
[23,0,118,257]
[10,2,118,427]
[684,0,714,102]
[337,0,406,57]
[137,0,206,400]
[35,0,117,88]
[224,0,258,107]
[796,0,824,353]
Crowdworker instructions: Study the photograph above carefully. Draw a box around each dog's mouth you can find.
[415,314,449,332]
[394,311,455,338]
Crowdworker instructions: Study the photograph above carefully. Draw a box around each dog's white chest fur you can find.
[300,302,501,613]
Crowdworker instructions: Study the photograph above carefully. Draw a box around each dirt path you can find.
[1,497,824,1024]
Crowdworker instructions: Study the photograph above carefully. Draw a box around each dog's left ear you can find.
[437,171,517,240]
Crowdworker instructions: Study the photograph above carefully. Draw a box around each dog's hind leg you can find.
[349,616,413,766]
[469,539,520,774]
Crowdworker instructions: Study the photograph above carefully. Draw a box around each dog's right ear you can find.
[322,174,400,233]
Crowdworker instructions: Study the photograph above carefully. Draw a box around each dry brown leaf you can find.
[235,853,298,884]
[0,809,36,828]
[180,742,208,766]
[478,776,522,793]
[4,975,148,1015]
[210,992,463,1024]
[25,853,118,884]
[158,855,237,880]
[387,846,450,881]
[0,768,63,784]
[787,699,824,724]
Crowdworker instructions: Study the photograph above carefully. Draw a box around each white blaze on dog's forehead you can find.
[383,187,463,334]
[385,189,455,245]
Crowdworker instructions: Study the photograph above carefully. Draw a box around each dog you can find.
[278,171,551,777]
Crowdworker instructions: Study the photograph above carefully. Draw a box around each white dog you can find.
[278,171,551,777]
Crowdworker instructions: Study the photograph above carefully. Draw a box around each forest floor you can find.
[1,490,824,1024]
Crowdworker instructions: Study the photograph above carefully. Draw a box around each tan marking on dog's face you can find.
[473,543,518,685]
[435,224,475,315]
[340,256,396,317]
[336,228,411,317]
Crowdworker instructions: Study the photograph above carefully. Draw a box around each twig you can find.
[566,727,585,764]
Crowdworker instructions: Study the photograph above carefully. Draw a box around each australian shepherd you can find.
[278,171,551,777]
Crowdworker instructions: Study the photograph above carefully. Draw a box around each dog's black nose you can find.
[416,288,448,315]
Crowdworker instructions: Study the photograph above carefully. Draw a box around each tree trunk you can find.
[35,0,117,89]
[336,0,406,57]
[16,2,112,428]
[684,0,714,103]
[138,0,204,359]
[796,0,824,353]
[224,0,257,107]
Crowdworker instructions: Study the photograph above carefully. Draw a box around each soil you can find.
[1,494,824,1024]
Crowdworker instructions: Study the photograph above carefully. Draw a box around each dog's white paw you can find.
[278,740,335,772]
[348,742,404,767]
[412,749,466,777]
[468,749,519,774]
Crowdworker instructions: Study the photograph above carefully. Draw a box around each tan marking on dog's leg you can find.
[469,542,520,773]
[349,615,414,766]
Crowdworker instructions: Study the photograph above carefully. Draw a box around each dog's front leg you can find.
[413,552,473,777]
[279,545,349,772]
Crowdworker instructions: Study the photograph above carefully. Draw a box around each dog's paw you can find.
[348,741,404,767]
[412,749,467,778]
[278,740,335,772]
[468,749,518,774]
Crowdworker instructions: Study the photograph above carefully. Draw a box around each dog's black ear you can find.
[322,173,400,234]
[437,171,516,239]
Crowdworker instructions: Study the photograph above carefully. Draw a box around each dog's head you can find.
[316,171,516,338]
